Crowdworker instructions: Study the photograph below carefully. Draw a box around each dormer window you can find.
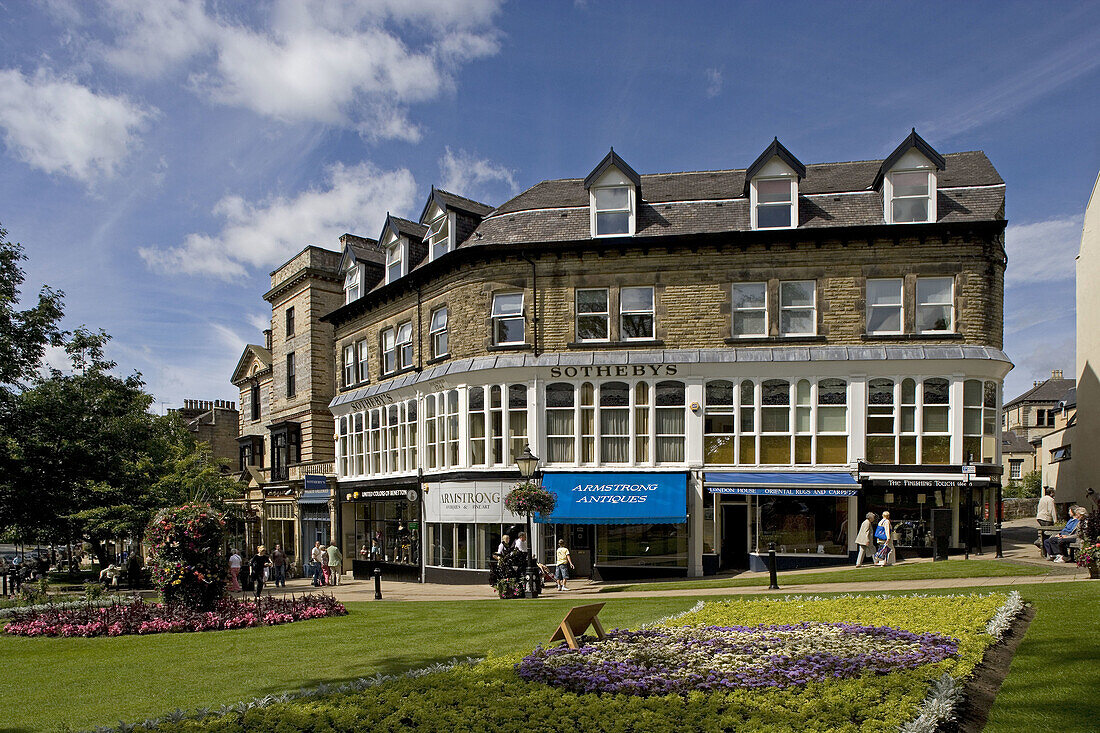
[584,148,642,238]
[385,240,404,283]
[753,177,796,229]
[344,266,361,304]
[876,129,945,225]
[744,138,806,231]
[426,209,451,260]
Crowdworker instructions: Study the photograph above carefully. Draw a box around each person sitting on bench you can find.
[1044,506,1086,562]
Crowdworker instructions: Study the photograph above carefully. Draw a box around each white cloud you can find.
[246,313,270,335]
[439,147,518,206]
[1004,215,1083,287]
[98,0,503,141]
[704,68,722,98]
[140,161,417,279]
[0,68,153,182]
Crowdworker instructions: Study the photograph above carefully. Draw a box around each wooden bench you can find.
[1038,526,1081,561]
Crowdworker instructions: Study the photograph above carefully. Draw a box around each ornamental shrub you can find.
[146,504,227,610]
[503,481,556,517]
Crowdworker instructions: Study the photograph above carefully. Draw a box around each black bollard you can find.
[767,542,780,590]
[373,567,383,600]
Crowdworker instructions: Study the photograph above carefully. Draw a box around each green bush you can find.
[149,593,1008,732]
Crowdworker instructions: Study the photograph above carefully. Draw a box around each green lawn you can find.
[598,558,1059,593]
[1,581,1095,732]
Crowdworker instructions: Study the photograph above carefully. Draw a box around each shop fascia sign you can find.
[423,482,524,523]
[878,479,972,488]
[547,364,679,379]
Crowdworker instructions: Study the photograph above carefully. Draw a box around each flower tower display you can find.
[146,504,228,609]
[503,481,557,518]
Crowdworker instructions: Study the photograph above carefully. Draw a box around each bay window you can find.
[468,386,487,466]
[921,378,951,464]
[963,379,998,463]
[816,378,848,464]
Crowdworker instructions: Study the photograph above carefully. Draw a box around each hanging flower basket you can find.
[504,482,557,517]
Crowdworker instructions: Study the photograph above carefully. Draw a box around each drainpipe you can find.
[521,252,540,356]
[416,285,424,370]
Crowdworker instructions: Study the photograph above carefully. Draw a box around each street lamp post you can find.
[515,444,540,599]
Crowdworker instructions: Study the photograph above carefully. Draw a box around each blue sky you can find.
[0,0,1097,409]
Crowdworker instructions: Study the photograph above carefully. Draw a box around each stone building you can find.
[1001,370,1075,443]
[171,399,239,468]
[229,245,347,567]
[323,131,1010,582]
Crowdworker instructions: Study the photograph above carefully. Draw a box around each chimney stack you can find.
[1052,369,1063,380]
[264,329,272,350]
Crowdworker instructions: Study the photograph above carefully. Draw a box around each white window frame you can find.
[426,209,452,261]
[356,340,369,383]
[381,327,396,375]
[885,169,936,224]
[916,276,954,334]
[396,321,413,369]
[491,292,526,346]
[619,286,655,341]
[1009,459,1022,480]
[575,288,610,342]
[779,280,816,337]
[430,306,449,358]
[342,344,356,388]
[344,266,361,304]
[866,278,904,335]
[385,240,404,284]
[590,185,635,237]
[731,282,767,338]
[750,176,797,230]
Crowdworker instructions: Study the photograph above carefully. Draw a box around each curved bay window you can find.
[760,379,791,464]
[655,381,686,463]
[704,380,736,464]
[963,379,998,463]
[816,378,848,464]
[546,382,575,463]
[599,381,630,463]
[922,378,950,464]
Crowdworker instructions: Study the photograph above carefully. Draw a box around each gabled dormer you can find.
[378,214,428,285]
[745,138,806,230]
[418,187,495,261]
[874,129,946,224]
[338,233,383,304]
[584,148,641,237]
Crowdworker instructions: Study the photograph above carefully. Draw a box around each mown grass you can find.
[598,558,1057,593]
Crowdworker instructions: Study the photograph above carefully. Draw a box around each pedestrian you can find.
[310,541,324,586]
[855,512,877,566]
[319,542,331,586]
[1044,506,1086,562]
[497,534,513,556]
[126,550,144,590]
[874,511,894,566]
[554,539,574,591]
[270,544,287,588]
[1037,487,1057,525]
[250,546,270,599]
[228,549,242,592]
[326,543,343,586]
[515,532,529,554]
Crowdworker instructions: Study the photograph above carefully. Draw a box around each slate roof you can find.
[386,215,428,241]
[1003,377,1076,408]
[231,345,272,385]
[428,189,494,218]
[1001,430,1035,454]
[464,151,1002,248]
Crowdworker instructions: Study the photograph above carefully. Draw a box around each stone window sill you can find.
[860,332,964,341]
[486,343,532,352]
[566,339,665,349]
[425,354,450,366]
[724,335,827,345]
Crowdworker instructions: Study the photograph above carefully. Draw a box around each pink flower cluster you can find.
[2,595,346,638]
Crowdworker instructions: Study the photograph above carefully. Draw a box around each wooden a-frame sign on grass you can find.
[550,603,607,649]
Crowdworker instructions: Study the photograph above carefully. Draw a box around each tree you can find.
[0,222,65,390]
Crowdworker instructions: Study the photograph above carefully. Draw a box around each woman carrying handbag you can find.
[874,511,895,566]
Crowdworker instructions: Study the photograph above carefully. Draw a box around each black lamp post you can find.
[515,444,540,598]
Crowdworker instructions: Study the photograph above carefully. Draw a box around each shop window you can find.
[469,386,487,466]
[546,383,575,463]
[921,378,950,464]
[635,382,650,462]
[599,382,630,463]
[655,381,686,463]
[752,497,849,555]
[353,499,419,568]
[580,382,595,463]
[576,289,610,342]
[779,281,815,336]
[430,307,448,358]
[817,378,848,464]
[507,384,528,463]
[596,524,686,568]
[731,283,767,337]
[866,278,903,334]
[916,277,953,333]
[492,292,525,345]
[739,380,756,464]
[704,380,736,465]
[620,286,655,340]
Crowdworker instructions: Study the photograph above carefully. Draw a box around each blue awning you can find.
[535,472,688,525]
[298,489,332,504]
[705,472,859,497]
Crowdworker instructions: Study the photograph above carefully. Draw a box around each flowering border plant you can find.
[503,481,556,517]
[147,503,227,610]
[2,594,345,638]
[516,622,959,695]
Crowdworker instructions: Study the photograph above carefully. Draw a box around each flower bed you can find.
[516,622,959,695]
[2,594,346,638]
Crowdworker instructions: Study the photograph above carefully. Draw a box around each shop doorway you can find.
[540,524,594,577]
[721,504,749,570]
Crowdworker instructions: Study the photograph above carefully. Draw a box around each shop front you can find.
[705,472,858,572]
[339,481,422,581]
[422,480,527,584]
[536,472,689,581]
[857,462,1003,557]
[261,495,297,564]
[298,474,332,575]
